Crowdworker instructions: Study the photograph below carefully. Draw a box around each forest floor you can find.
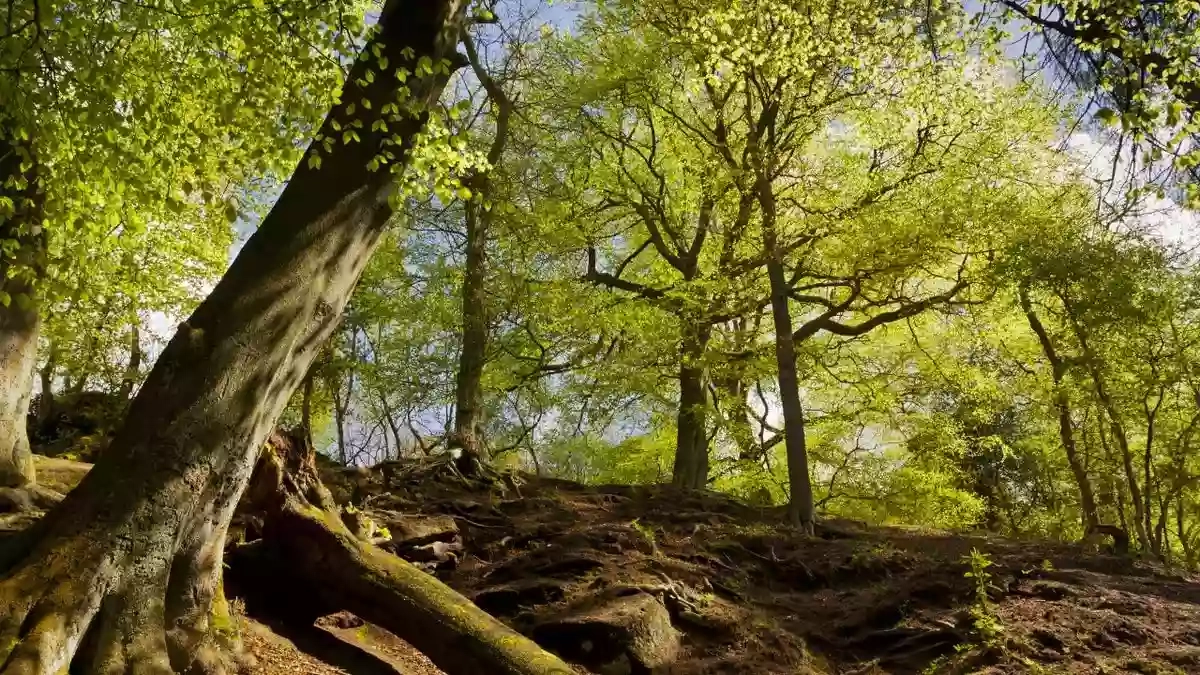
[21,453,1200,674]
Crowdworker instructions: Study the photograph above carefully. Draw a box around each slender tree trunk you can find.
[378,392,405,459]
[451,31,513,476]
[452,193,490,470]
[35,340,57,430]
[747,115,814,533]
[0,132,44,489]
[1103,409,1151,552]
[117,311,142,400]
[0,3,476,671]
[1143,395,1161,555]
[757,186,812,532]
[1018,285,1099,531]
[301,369,316,451]
[68,296,115,396]
[1178,494,1195,569]
[716,374,757,459]
[332,380,349,465]
[671,316,711,489]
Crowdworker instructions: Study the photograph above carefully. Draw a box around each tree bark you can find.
[1018,284,1100,531]
[36,340,57,428]
[0,1,469,670]
[117,311,142,400]
[0,132,44,489]
[451,29,514,476]
[301,369,316,451]
[671,317,711,489]
[765,253,812,533]
[750,118,813,533]
[452,191,490,470]
[242,429,574,675]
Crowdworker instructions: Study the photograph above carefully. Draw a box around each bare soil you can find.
[341,461,1200,674]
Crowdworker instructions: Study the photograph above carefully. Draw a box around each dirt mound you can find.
[338,460,1200,674]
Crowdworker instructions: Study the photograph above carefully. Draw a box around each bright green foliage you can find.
[998,0,1200,204]
[1,0,367,310]
[1,0,373,395]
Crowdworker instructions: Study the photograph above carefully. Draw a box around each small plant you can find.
[630,518,658,554]
[963,548,1004,644]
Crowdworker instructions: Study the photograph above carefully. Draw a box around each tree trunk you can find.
[68,296,116,397]
[1143,396,1161,556]
[241,429,574,675]
[1177,494,1195,569]
[332,379,349,464]
[671,317,711,489]
[752,138,813,533]
[1101,401,1151,552]
[36,340,57,428]
[0,132,44,489]
[1018,285,1099,531]
[451,30,513,477]
[766,250,812,533]
[0,2,470,670]
[301,369,316,451]
[452,192,490,472]
[117,312,142,400]
[0,280,39,490]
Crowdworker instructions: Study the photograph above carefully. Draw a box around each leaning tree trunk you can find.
[671,316,711,489]
[0,132,44,490]
[0,1,479,671]
[241,429,574,675]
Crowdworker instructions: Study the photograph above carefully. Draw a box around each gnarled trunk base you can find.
[242,430,574,675]
[0,511,245,675]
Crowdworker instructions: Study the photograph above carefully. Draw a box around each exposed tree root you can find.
[0,484,63,513]
[377,451,523,499]
[242,429,573,675]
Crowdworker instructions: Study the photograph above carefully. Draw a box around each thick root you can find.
[244,430,574,675]
[0,484,64,513]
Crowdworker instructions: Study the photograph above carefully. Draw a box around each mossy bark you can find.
[244,430,576,675]
[0,0,467,670]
